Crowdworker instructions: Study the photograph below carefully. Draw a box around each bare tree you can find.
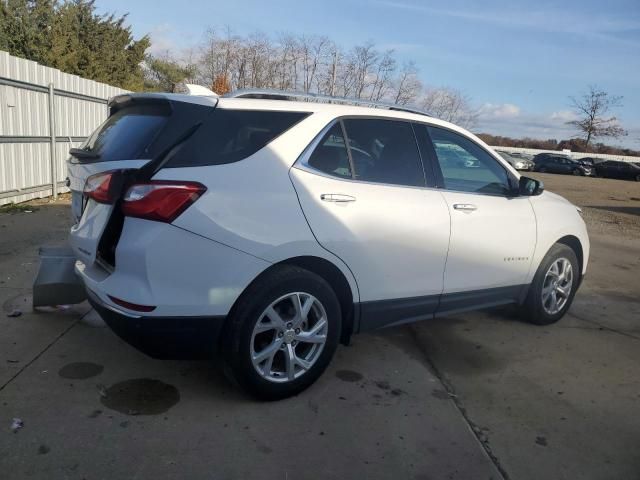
[276,34,299,90]
[351,42,378,99]
[393,61,422,105]
[421,87,478,128]
[369,50,396,101]
[199,27,238,90]
[190,27,482,126]
[567,85,627,149]
[299,35,329,93]
[318,42,342,96]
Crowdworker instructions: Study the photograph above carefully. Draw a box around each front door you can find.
[420,125,537,312]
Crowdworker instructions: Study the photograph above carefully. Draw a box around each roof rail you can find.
[223,88,431,117]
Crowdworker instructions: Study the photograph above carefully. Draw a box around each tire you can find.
[572,168,583,176]
[635,174,640,182]
[521,243,580,325]
[222,265,341,400]
[538,166,547,173]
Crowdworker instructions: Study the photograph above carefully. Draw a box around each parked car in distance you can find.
[594,160,640,181]
[533,153,594,176]
[496,150,535,170]
[576,157,597,168]
[66,90,590,399]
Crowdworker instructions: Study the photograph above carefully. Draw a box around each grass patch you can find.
[0,203,39,214]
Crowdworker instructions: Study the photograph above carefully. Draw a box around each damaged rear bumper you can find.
[86,289,226,360]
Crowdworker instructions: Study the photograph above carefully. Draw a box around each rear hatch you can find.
[68,94,216,267]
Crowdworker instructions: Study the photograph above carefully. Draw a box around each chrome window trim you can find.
[293,114,520,198]
[293,116,429,190]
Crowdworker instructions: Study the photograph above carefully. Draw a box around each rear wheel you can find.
[222,266,341,400]
[538,166,547,173]
[522,243,579,325]
[635,174,640,182]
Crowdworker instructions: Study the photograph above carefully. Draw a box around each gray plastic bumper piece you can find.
[33,245,87,307]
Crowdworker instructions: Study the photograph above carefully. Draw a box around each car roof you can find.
[216,97,472,134]
[109,92,517,175]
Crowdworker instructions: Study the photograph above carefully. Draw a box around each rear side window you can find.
[167,110,310,167]
[80,104,170,161]
[307,123,352,178]
[343,119,425,187]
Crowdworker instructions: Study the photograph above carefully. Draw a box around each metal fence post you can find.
[47,83,58,200]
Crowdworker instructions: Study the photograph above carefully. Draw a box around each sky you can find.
[98,0,640,148]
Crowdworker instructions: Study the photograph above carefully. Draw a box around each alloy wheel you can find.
[250,292,328,383]
[541,258,573,315]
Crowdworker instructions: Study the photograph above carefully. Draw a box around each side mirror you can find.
[519,176,544,196]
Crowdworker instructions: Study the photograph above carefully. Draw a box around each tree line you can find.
[477,133,639,157]
[156,28,478,128]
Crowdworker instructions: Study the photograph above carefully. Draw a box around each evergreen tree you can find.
[0,0,149,90]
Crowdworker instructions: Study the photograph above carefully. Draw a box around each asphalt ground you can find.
[1,173,638,479]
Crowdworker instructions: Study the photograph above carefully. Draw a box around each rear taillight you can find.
[121,181,206,223]
[108,295,156,313]
[84,171,117,203]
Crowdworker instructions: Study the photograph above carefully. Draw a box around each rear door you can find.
[68,96,214,266]
[290,118,451,329]
[420,125,536,309]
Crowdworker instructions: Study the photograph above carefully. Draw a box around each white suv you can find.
[68,90,589,399]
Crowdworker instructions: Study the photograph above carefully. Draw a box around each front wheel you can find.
[572,168,583,176]
[222,265,341,400]
[521,243,580,325]
[635,174,640,182]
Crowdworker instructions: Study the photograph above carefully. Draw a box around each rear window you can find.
[166,109,310,167]
[79,104,170,161]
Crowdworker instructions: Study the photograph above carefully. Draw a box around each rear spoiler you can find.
[108,92,218,116]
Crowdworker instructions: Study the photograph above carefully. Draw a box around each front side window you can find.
[342,118,425,187]
[427,126,511,196]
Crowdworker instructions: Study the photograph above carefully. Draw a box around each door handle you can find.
[321,194,356,203]
[453,203,477,211]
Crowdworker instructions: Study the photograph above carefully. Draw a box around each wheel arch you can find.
[224,255,358,347]
[279,256,356,345]
[556,235,584,276]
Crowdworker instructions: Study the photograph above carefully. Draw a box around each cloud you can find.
[147,23,177,56]
[550,110,578,122]
[479,103,521,119]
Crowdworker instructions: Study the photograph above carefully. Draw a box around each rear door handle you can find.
[321,194,356,203]
[453,203,477,211]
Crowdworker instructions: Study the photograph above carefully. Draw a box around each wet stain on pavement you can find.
[100,378,180,415]
[409,318,508,376]
[535,436,548,446]
[37,445,50,455]
[374,380,406,396]
[335,369,363,382]
[58,362,104,379]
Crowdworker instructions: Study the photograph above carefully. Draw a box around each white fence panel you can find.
[0,51,127,205]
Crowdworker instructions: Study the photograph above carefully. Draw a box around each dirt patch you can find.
[528,173,640,239]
